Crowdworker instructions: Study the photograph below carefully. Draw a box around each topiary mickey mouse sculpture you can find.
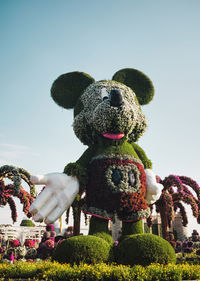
[30,68,162,233]
[29,68,175,265]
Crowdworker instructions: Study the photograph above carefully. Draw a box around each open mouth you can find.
[103,133,125,140]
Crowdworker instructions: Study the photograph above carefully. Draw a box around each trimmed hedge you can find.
[116,233,176,266]
[93,232,114,246]
[2,261,200,280]
[53,235,111,264]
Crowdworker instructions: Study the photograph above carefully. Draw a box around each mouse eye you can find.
[101,88,109,101]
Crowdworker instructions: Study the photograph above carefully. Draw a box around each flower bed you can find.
[0,261,200,281]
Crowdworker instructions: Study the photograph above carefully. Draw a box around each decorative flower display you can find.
[0,165,21,195]
[24,239,35,248]
[152,175,200,240]
[84,154,149,221]
[0,165,36,223]
[9,239,21,248]
[32,68,162,238]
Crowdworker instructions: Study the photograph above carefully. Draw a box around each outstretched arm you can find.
[29,147,95,224]
[29,173,79,224]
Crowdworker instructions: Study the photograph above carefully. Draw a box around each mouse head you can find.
[51,68,154,146]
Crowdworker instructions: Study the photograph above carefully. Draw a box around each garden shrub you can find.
[53,235,111,264]
[20,219,35,227]
[93,232,114,245]
[116,233,176,266]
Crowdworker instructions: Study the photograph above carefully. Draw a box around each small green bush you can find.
[93,232,114,245]
[53,235,111,264]
[20,219,35,227]
[116,233,176,266]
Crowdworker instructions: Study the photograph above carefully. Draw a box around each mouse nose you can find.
[109,89,123,107]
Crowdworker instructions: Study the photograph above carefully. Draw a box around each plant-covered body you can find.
[65,143,151,222]
[30,68,162,236]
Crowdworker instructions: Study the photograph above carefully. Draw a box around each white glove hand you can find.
[145,169,162,205]
[29,173,79,224]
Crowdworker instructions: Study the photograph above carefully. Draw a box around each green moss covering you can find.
[112,68,154,105]
[88,216,109,235]
[75,140,152,173]
[116,233,176,266]
[94,139,141,159]
[63,162,88,189]
[131,142,152,169]
[122,220,144,236]
[51,71,95,109]
[53,235,111,264]
[76,140,147,169]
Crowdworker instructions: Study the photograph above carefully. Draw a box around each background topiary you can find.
[20,219,35,227]
[53,235,111,264]
[116,233,176,266]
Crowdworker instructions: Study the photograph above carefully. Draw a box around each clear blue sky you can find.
[0,0,200,234]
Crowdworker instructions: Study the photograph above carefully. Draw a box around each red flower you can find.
[24,239,35,248]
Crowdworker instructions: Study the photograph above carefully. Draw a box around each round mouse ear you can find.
[51,71,95,109]
[112,68,154,105]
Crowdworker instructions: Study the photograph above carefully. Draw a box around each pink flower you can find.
[24,239,35,248]
[9,239,21,247]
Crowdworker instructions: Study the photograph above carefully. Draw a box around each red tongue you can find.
[103,133,124,140]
